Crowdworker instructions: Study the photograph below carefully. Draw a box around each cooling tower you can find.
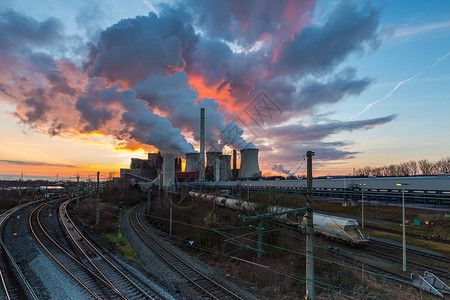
[238,148,261,179]
[206,152,222,167]
[220,155,232,181]
[162,153,175,188]
[185,152,200,172]
[175,157,182,172]
[215,159,220,182]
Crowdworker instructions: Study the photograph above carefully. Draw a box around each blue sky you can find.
[0,0,449,177]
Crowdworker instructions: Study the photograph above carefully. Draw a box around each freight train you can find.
[189,192,368,245]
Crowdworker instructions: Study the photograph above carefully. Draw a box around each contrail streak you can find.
[350,51,450,120]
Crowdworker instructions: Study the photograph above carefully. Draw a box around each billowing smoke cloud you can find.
[82,12,253,151]
[272,164,295,177]
[0,0,397,165]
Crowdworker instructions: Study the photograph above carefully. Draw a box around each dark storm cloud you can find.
[0,160,78,168]
[266,114,398,142]
[272,1,385,77]
[295,67,373,111]
[0,10,64,71]
[181,0,316,47]
[260,141,358,169]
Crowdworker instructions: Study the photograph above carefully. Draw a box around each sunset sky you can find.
[0,0,449,179]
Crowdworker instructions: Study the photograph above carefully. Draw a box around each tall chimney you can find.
[233,149,237,170]
[199,108,205,182]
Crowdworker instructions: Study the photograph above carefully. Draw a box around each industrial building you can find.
[120,108,262,187]
[120,146,262,186]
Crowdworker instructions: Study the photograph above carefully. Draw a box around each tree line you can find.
[354,157,450,177]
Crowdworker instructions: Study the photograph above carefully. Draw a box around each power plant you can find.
[120,108,261,186]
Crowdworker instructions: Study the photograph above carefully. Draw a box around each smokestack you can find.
[185,152,200,172]
[162,153,175,188]
[233,149,237,170]
[199,108,205,182]
[238,148,261,179]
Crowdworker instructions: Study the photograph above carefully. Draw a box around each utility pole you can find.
[76,173,80,209]
[306,151,315,300]
[147,186,152,213]
[169,192,173,238]
[96,172,100,226]
[17,173,23,219]
[396,183,409,272]
[118,201,124,237]
[359,183,366,229]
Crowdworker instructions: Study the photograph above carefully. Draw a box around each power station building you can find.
[120,146,261,184]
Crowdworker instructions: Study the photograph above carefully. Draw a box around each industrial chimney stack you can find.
[199,108,205,182]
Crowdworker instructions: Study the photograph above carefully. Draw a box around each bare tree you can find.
[397,162,410,177]
[434,157,450,173]
[406,160,418,176]
[387,164,399,177]
[418,159,435,175]
[372,167,383,177]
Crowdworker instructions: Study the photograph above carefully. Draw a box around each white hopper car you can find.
[189,192,369,246]
[305,213,368,245]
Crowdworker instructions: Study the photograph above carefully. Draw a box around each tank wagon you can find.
[189,192,368,245]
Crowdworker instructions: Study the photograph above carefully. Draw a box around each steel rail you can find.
[130,204,244,300]
[369,240,450,264]
[29,202,106,300]
[60,199,158,300]
[0,199,44,300]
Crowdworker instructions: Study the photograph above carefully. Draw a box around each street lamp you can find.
[396,183,409,272]
[359,183,366,229]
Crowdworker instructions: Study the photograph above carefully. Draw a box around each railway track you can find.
[29,199,165,299]
[365,224,450,244]
[327,247,412,283]
[364,248,450,281]
[0,200,46,300]
[30,201,117,299]
[60,199,168,299]
[369,239,450,264]
[129,204,245,300]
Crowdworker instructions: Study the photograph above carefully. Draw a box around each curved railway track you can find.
[129,204,245,300]
[0,200,46,300]
[29,199,165,299]
[60,199,167,299]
